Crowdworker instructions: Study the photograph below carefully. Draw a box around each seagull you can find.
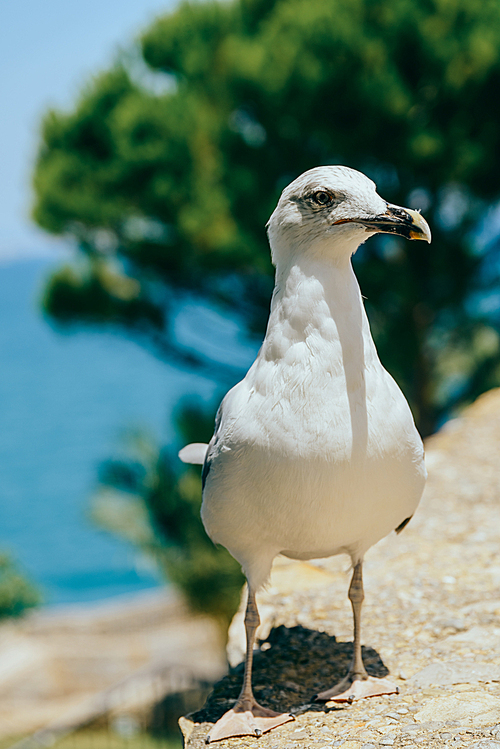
[179,166,430,743]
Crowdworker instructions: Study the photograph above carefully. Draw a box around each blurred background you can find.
[2,0,500,745]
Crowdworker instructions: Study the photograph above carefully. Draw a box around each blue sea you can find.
[0,258,257,606]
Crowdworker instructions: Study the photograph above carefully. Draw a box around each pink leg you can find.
[207,585,294,743]
[316,561,398,703]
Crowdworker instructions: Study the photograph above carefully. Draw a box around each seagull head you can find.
[267,166,431,266]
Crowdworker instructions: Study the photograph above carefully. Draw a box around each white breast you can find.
[201,258,426,589]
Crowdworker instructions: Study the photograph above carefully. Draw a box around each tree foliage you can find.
[0,553,41,619]
[92,404,244,636]
[32,0,500,435]
[31,0,500,634]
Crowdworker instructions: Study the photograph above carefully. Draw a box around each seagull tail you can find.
[178,442,209,465]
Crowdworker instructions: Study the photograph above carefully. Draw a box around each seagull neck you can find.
[271,253,365,323]
[264,252,379,368]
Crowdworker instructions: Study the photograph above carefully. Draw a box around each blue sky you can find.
[0,0,176,263]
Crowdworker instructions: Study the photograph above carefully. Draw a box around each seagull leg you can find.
[315,561,398,703]
[206,585,294,743]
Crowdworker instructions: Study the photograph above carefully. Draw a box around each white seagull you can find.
[179,166,430,743]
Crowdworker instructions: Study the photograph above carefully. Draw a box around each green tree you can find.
[32,0,500,435]
[31,0,500,629]
[0,553,40,619]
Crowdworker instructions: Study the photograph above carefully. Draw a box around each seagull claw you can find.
[206,704,294,743]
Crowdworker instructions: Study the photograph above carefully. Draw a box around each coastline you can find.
[0,587,226,739]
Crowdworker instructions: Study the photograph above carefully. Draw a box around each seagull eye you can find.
[312,190,333,206]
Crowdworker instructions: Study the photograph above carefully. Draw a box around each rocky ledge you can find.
[181,388,500,748]
[0,589,224,739]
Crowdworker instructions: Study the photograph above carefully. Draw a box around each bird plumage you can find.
[180,165,431,741]
[201,166,426,589]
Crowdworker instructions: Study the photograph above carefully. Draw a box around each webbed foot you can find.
[315,674,398,703]
[206,700,294,743]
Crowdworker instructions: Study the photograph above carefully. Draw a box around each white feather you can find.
[178,442,209,465]
[200,166,427,590]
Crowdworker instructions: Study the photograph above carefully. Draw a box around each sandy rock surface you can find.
[0,589,224,738]
[182,388,500,748]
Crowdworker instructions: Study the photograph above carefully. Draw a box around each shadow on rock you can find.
[190,624,389,725]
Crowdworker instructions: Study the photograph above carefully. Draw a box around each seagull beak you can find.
[349,204,432,243]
